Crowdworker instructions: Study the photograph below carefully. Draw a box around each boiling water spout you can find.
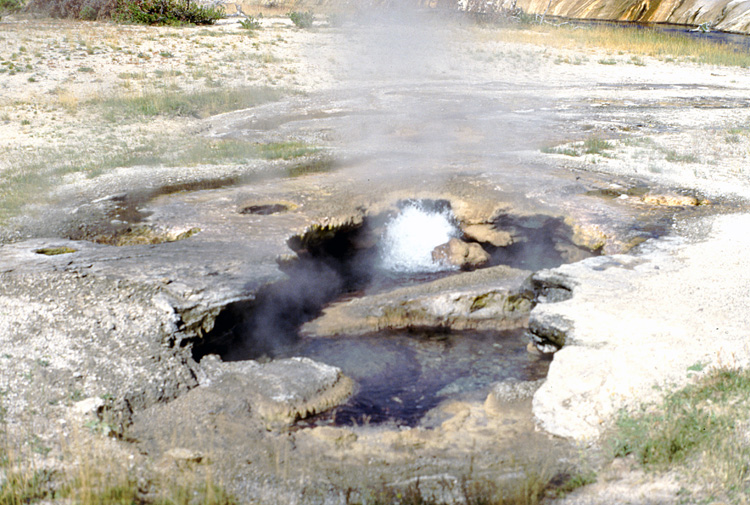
[379,202,459,273]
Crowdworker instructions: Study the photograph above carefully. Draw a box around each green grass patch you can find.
[552,471,597,496]
[582,137,614,155]
[608,366,750,501]
[256,141,320,160]
[96,86,283,120]
[286,157,335,177]
[0,0,23,14]
[542,137,614,158]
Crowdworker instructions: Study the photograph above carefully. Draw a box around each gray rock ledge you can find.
[530,213,750,440]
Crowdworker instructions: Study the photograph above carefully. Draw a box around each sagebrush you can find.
[25,0,223,23]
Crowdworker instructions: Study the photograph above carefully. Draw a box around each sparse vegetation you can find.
[582,137,614,155]
[554,55,585,65]
[0,408,237,505]
[287,10,313,29]
[256,141,320,160]
[286,157,335,177]
[0,135,323,222]
[239,15,262,30]
[333,458,597,505]
[663,150,699,163]
[628,55,646,66]
[485,23,750,67]
[726,134,742,144]
[608,366,750,502]
[0,468,56,505]
[95,86,283,119]
[541,136,614,158]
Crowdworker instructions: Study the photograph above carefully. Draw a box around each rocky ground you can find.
[1,8,750,504]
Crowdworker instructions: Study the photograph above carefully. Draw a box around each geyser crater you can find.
[192,199,597,427]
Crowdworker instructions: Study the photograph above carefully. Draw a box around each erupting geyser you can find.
[379,201,459,273]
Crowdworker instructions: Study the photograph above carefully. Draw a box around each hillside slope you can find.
[489,0,750,33]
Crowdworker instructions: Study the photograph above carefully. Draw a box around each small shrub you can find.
[79,3,96,18]
[552,471,597,496]
[287,10,313,29]
[725,134,742,144]
[113,0,224,26]
[0,0,23,13]
[239,15,261,30]
[582,137,613,155]
[664,150,699,163]
[25,0,118,19]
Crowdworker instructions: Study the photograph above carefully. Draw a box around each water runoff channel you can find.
[193,199,599,428]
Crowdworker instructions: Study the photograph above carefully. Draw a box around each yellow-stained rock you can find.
[432,238,491,270]
[461,223,513,247]
[307,426,358,448]
[641,193,708,207]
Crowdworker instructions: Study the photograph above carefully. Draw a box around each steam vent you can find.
[2,2,750,503]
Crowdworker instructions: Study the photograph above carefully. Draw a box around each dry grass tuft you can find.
[484,23,750,67]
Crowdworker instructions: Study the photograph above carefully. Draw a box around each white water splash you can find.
[379,203,459,273]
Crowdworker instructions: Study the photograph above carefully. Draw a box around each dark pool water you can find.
[280,328,550,427]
